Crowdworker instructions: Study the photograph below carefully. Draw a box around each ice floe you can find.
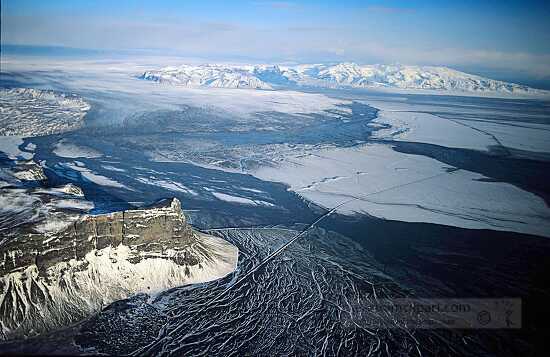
[211,191,275,207]
[61,162,129,189]
[136,176,198,196]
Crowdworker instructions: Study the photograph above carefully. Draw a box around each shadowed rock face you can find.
[1,198,196,276]
[0,197,238,341]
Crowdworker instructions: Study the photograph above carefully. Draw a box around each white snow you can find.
[0,88,90,136]
[140,62,549,97]
[35,184,85,197]
[371,111,493,151]
[53,139,103,158]
[211,191,275,207]
[61,162,129,190]
[253,143,550,238]
[0,136,33,160]
[0,233,238,339]
[141,64,272,89]
[52,199,94,210]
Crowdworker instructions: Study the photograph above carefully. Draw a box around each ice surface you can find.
[0,136,33,160]
[211,191,275,207]
[162,88,351,118]
[371,110,493,151]
[136,176,198,196]
[53,139,103,158]
[101,164,126,172]
[0,88,90,136]
[366,98,550,155]
[254,143,550,237]
[61,162,130,189]
[445,118,550,154]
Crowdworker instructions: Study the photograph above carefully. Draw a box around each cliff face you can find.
[1,198,196,276]
[0,195,238,340]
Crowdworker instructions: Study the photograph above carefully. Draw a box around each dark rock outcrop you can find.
[1,198,196,276]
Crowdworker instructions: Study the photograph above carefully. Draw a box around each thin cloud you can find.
[253,1,300,10]
[366,5,416,14]
[287,26,337,32]
[3,11,550,79]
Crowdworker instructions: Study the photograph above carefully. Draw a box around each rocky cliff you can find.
[0,161,238,340]
[1,198,195,276]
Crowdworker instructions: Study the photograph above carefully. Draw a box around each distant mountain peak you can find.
[139,62,547,96]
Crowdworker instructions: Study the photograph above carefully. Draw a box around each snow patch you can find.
[212,191,275,207]
[53,140,103,158]
[61,162,129,190]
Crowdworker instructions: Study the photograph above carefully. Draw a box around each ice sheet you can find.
[254,143,550,238]
[371,111,493,151]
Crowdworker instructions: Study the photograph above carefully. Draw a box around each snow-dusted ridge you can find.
[139,62,548,96]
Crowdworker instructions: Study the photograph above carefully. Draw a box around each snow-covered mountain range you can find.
[139,62,546,96]
[140,64,272,89]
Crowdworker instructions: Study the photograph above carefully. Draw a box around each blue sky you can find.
[2,0,550,83]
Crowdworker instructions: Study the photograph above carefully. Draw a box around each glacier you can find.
[0,88,90,137]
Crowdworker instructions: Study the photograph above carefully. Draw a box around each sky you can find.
[2,0,550,86]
